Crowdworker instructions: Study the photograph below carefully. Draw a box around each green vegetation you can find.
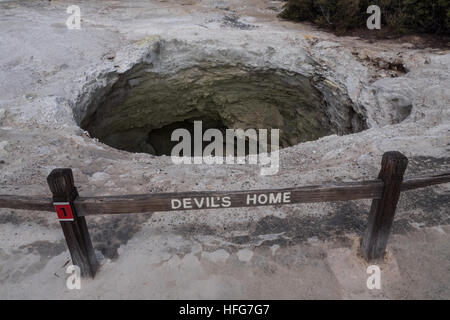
[279,0,450,35]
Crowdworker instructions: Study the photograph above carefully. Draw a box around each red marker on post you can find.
[53,202,74,221]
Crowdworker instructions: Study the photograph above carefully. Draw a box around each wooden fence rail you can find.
[0,151,449,277]
[2,173,449,215]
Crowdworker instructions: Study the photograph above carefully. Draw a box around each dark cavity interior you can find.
[80,65,365,156]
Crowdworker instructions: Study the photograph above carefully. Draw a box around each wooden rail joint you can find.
[361,151,409,261]
[47,168,98,278]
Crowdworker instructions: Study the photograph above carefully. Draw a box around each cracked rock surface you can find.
[0,0,449,299]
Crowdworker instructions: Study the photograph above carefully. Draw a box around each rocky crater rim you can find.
[72,39,419,156]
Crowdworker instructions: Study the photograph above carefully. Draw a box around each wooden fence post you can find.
[361,151,408,261]
[47,168,98,278]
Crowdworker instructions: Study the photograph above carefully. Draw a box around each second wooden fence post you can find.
[361,151,408,261]
[47,168,98,278]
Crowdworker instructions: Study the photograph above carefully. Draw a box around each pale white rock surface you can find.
[0,0,448,299]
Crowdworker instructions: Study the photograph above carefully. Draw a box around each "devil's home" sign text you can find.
[170,191,291,210]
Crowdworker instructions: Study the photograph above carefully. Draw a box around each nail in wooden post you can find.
[362,151,408,261]
[47,168,98,278]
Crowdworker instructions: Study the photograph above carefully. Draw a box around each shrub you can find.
[279,0,450,35]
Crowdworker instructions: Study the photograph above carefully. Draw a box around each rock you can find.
[236,249,254,262]
[0,141,9,157]
[0,108,6,123]
[401,43,415,49]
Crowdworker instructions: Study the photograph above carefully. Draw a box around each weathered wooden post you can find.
[47,168,98,277]
[361,151,408,261]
